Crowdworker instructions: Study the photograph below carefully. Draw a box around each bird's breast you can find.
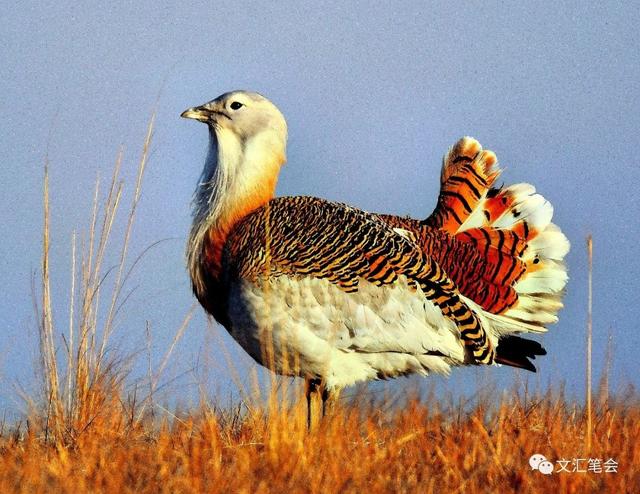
[221,274,465,387]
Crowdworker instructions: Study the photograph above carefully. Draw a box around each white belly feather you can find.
[226,275,465,389]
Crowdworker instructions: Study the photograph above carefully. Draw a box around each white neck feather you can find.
[188,126,285,292]
[192,127,241,227]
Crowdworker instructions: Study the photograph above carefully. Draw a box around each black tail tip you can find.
[495,335,547,373]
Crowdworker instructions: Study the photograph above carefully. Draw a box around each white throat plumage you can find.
[187,120,286,295]
[192,126,241,228]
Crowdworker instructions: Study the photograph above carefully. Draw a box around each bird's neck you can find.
[188,127,285,294]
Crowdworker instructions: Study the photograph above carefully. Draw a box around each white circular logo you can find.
[538,460,554,475]
[529,454,547,470]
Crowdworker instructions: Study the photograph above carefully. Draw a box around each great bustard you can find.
[182,91,569,426]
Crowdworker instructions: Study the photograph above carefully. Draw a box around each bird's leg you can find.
[322,386,341,418]
[321,386,330,418]
[305,378,313,430]
[305,378,322,430]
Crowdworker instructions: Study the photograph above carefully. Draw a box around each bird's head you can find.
[182,91,288,236]
[181,90,288,167]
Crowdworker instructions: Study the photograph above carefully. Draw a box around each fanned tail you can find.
[426,137,570,371]
[425,137,501,234]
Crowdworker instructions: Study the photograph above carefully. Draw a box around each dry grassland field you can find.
[2,386,638,493]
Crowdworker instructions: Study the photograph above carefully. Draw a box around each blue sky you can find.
[1,2,639,411]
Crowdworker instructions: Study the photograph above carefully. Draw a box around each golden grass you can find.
[4,116,638,493]
[1,389,638,493]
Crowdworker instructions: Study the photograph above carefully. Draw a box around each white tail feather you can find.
[523,224,570,261]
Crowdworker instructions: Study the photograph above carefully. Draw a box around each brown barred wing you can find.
[378,215,525,316]
[225,196,495,364]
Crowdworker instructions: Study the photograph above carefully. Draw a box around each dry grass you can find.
[1,388,638,493]
[2,117,638,493]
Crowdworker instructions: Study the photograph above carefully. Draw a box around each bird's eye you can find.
[230,101,243,110]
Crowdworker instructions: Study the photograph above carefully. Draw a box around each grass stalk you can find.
[586,234,593,451]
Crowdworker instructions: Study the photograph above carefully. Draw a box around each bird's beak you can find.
[180,106,211,122]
